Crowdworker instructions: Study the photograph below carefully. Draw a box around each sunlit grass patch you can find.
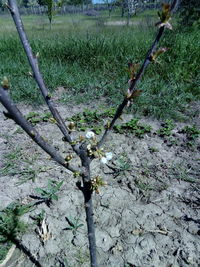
[0,11,199,119]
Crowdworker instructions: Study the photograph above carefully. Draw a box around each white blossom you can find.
[85,131,95,139]
[87,144,92,150]
[100,157,108,164]
[105,152,113,161]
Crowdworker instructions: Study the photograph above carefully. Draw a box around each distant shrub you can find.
[179,0,200,27]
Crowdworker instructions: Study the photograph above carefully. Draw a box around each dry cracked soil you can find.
[0,101,200,267]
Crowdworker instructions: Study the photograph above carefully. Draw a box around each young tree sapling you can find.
[0,1,178,266]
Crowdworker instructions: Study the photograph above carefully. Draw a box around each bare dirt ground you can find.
[0,101,200,267]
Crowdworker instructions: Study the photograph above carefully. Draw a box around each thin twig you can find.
[7,0,80,155]
[98,27,164,147]
[0,87,78,174]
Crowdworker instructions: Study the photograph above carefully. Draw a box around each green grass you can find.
[0,10,199,119]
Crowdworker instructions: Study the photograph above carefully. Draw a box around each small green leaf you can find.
[51,195,58,201]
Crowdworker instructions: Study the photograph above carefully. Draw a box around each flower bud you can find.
[65,154,73,162]
[1,76,9,89]
[79,135,85,142]
[68,122,75,130]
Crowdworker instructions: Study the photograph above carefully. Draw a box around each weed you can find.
[55,258,70,267]
[172,164,199,184]
[67,108,115,135]
[177,125,200,148]
[134,180,154,191]
[14,127,24,134]
[116,154,132,173]
[165,136,179,147]
[15,168,40,185]
[0,242,12,264]
[149,146,159,153]
[106,153,132,179]
[176,172,198,184]
[74,247,89,265]
[64,216,84,235]
[181,125,200,141]
[157,119,175,136]
[69,109,101,132]
[0,202,33,262]
[34,180,64,207]
[0,202,32,240]
[30,209,45,226]
[0,148,23,176]
[25,111,52,124]
[114,118,152,138]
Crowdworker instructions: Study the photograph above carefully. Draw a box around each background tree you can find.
[37,0,46,5]
[65,0,91,6]
[37,0,54,27]
[22,0,29,7]
[0,0,4,10]
[179,0,200,27]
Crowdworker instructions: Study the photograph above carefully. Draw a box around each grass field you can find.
[0,9,199,120]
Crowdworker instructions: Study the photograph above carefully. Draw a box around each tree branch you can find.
[79,145,98,267]
[7,0,80,155]
[98,26,164,147]
[170,0,180,12]
[0,86,78,174]
[98,0,178,148]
